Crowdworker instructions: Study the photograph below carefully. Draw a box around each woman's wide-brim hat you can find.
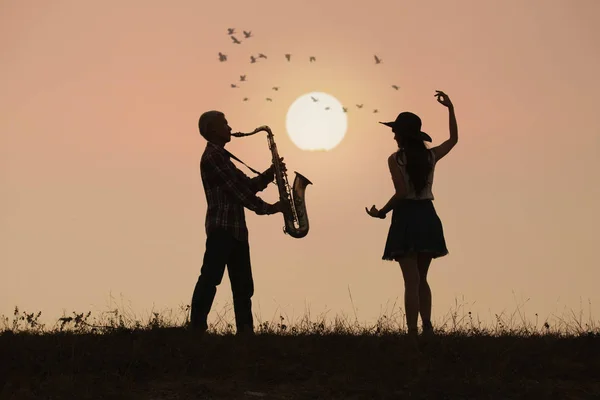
[379,111,432,142]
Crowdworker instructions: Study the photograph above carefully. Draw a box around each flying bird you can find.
[258,53,267,59]
[311,96,318,102]
[342,107,348,113]
[373,109,379,113]
[231,84,238,88]
[218,52,227,62]
[266,98,273,102]
[272,86,279,91]
[309,56,316,62]
[250,55,257,63]
[324,107,330,110]
[227,28,235,35]
[243,97,249,101]
[239,75,246,81]
[231,36,241,44]
[374,55,382,64]
[356,104,363,108]
[391,85,399,90]
[285,54,291,62]
[243,30,252,38]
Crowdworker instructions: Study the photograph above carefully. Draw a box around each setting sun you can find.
[285,92,348,151]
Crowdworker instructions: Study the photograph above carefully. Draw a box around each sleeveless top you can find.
[393,148,436,200]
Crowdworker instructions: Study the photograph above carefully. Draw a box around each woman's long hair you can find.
[399,135,433,197]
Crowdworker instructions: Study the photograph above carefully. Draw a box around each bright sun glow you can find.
[285,92,348,151]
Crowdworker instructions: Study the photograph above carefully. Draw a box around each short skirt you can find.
[382,199,449,261]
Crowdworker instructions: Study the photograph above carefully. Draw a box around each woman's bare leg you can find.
[397,253,420,334]
[417,253,433,331]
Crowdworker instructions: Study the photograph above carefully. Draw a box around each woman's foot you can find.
[420,321,435,349]
[407,327,420,354]
[422,320,434,336]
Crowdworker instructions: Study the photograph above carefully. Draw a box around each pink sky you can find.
[2,0,599,330]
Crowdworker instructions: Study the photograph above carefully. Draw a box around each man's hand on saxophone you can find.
[269,200,292,217]
[278,157,287,173]
[259,157,286,184]
[270,157,286,173]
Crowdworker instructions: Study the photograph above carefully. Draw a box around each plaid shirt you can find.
[200,142,276,241]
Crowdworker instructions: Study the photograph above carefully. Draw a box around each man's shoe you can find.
[423,322,435,334]
[236,324,255,337]
[236,329,255,337]
[187,322,208,335]
[422,321,434,338]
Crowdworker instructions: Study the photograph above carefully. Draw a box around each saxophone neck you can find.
[232,125,271,137]
[256,125,271,134]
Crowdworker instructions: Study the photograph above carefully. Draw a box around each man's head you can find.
[198,111,232,145]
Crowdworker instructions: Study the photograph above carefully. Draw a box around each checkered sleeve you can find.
[249,168,274,193]
[208,152,275,215]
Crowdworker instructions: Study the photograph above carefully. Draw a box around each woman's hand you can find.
[435,90,453,108]
[365,205,386,219]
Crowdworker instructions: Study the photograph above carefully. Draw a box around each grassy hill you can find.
[1,304,599,399]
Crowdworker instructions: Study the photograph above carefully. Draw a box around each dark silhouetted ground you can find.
[2,305,599,399]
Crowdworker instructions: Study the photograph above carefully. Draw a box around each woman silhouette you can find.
[366,90,458,345]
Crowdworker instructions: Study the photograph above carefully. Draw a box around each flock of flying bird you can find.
[218,28,400,114]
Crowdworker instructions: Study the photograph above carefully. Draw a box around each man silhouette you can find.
[190,111,285,335]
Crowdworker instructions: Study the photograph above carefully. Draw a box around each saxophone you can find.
[232,125,312,238]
